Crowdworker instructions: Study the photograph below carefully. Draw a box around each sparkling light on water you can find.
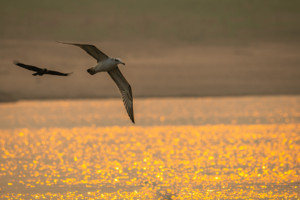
[1,124,300,199]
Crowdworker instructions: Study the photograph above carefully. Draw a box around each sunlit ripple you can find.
[0,124,299,199]
[0,96,299,128]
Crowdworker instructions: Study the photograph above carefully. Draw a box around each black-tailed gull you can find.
[57,41,134,124]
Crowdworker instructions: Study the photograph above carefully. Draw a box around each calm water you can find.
[0,96,300,199]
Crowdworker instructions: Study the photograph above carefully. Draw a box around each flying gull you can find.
[57,41,134,124]
[13,60,73,76]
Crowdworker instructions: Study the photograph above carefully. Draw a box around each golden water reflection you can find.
[1,124,299,199]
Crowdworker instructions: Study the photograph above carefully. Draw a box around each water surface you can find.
[0,96,299,199]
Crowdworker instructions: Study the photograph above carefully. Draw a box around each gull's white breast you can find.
[94,58,117,73]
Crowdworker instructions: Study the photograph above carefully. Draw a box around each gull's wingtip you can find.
[56,41,68,44]
[56,41,73,46]
[13,59,19,65]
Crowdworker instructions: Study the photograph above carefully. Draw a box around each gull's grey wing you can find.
[56,41,109,62]
[13,60,41,72]
[46,70,73,76]
[108,67,134,123]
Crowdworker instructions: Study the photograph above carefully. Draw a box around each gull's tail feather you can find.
[32,73,39,76]
[87,68,96,75]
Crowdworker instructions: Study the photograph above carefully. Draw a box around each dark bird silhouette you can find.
[13,60,73,76]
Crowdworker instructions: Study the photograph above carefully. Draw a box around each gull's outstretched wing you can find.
[47,70,73,76]
[13,60,41,72]
[56,41,109,62]
[108,67,134,123]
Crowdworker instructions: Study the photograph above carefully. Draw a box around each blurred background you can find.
[1,1,300,199]
[0,0,300,101]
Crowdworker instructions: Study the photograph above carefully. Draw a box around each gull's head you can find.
[113,58,125,65]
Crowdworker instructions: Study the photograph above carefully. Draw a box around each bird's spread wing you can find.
[108,67,134,123]
[13,60,41,72]
[56,41,109,62]
[47,70,73,76]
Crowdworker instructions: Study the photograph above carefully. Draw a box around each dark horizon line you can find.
[1,92,300,103]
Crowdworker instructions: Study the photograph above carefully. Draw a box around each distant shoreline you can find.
[1,93,300,104]
[1,41,300,102]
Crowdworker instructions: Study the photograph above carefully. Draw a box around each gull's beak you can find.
[122,62,125,65]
